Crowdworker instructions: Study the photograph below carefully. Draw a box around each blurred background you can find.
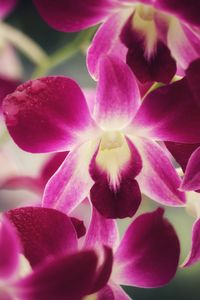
[0,0,200,299]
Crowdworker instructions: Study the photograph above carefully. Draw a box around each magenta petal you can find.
[0,216,20,279]
[95,55,140,130]
[16,250,98,300]
[0,0,17,19]
[121,16,176,84]
[91,246,113,294]
[114,208,180,287]
[84,206,118,248]
[156,0,200,26]
[33,0,116,32]
[90,176,141,219]
[134,138,186,206]
[165,142,200,172]
[3,76,94,153]
[87,10,130,79]
[39,152,68,186]
[98,284,131,300]
[0,77,20,114]
[6,207,78,267]
[181,146,200,191]
[133,78,200,143]
[70,217,86,238]
[185,58,200,106]
[43,142,96,213]
[182,218,200,267]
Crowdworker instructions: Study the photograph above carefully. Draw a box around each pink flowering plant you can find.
[0,1,200,299]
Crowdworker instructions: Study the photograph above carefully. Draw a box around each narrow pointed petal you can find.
[133,138,186,206]
[98,283,131,300]
[16,250,98,300]
[6,207,78,267]
[0,215,20,279]
[132,78,200,143]
[182,218,200,267]
[43,142,97,213]
[94,55,140,130]
[3,77,95,153]
[33,0,117,32]
[114,208,180,287]
[156,0,200,27]
[165,142,200,172]
[84,206,119,249]
[121,16,176,83]
[87,10,130,80]
[167,21,200,72]
[181,146,200,191]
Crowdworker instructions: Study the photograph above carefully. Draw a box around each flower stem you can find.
[0,22,48,65]
[31,26,97,79]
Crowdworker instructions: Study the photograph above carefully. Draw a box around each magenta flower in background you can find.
[0,207,108,300]
[6,206,180,299]
[33,0,200,83]
[4,55,200,218]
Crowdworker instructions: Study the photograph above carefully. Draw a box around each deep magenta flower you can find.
[0,0,17,19]
[0,207,109,300]
[4,55,200,218]
[7,206,180,299]
[33,0,200,83]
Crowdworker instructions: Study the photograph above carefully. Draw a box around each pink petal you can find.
[3,76,95,153]
[0,215,21,279]
[0,0,17,19]
[182,218,200,267]
[167,21,200,72]
[84,206,119,249]
[132,78,200,143]
[98,283,131,300]
[185,58,200,106]
[33,0,117,32]
[6,207,78,267]
[94,55,140,130]
[133,138,186,206]
[16,250,99,300]
[114,208,180,287]
[39,152,68,186]
[0,77,20,114]
[181,146,200,191]
[156,0,200,27]
[43,142,97,213]
[87,10,130,80]
[165,142,200,172]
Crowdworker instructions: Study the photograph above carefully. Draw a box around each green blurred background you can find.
[3,0,200,299]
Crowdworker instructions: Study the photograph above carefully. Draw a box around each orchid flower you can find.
[177,191,200,268]
[0,207,105,300]
[4,55,200,218]
[0,151,68,195]
[6,205,180,299]
[33,0,200,83]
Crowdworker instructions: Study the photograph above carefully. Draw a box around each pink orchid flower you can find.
[4,55,200,218]
[0,207,104,300]
[33,0,200,83]
[6,205,180,299]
